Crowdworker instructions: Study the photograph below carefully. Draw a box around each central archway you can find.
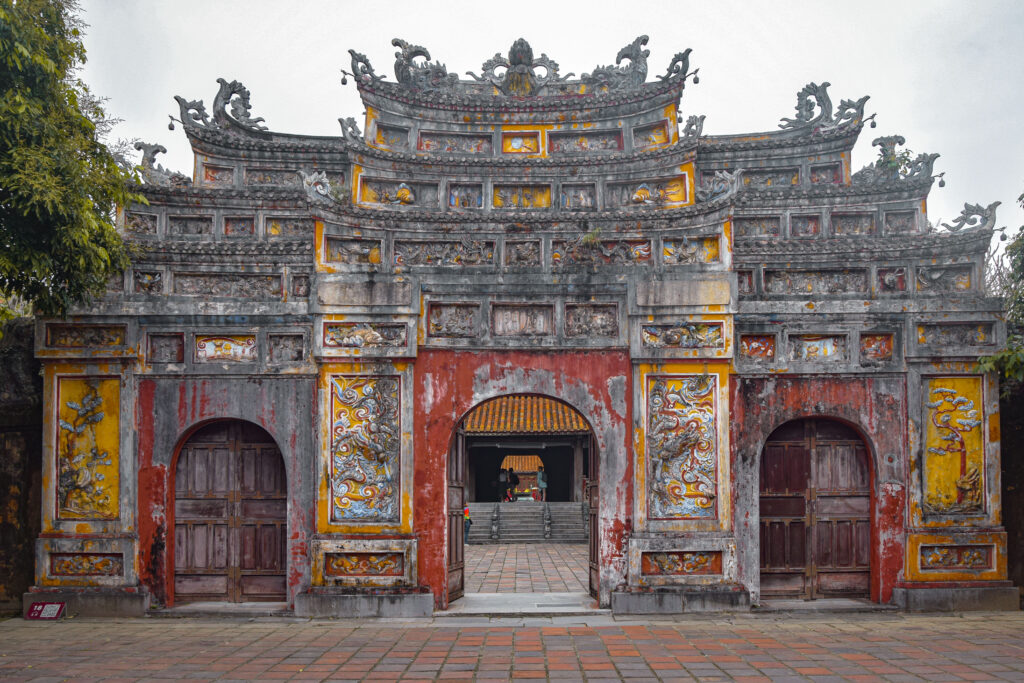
[447,394,599,602]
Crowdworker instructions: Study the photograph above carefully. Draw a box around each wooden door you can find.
[447,428,466,602]
[759,419,870,599]
[587,434,600,598]
[174,421,287,603]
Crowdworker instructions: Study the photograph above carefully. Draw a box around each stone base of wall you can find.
[294,590,434,618]
[892,585,1020,612]
[22,586,150,617]
[611,585,750,614]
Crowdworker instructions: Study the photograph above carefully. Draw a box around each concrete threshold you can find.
[437,591,610,618]
[147,601,293,618]
[755,597,898,613]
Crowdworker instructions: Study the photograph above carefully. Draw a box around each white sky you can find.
[80,0,1024,239]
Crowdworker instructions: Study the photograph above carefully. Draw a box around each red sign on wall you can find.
[25,602,66,620]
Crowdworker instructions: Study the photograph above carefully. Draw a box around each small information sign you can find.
[25,602,66,620]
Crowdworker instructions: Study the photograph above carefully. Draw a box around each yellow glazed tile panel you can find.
[56,377,120,520]
[923,376,984,516]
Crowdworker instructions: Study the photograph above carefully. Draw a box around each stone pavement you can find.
[464,543,589,593]
[1,611,1024,681]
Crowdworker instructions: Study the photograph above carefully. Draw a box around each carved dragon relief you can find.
[134,142,191,187]
[391,38,458,91]
[173,78,267,133]
[778,81,872,137]
[695,169,743,203]
[940,202,1001,233]
[581,35,649,91]
[852,135,941,186]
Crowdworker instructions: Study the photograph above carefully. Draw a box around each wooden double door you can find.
[174,421,287,603]
[759,419,871,599]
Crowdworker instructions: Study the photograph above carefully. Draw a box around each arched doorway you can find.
[447,394,598,602]
[759,418,871,599]
[172,420,287,603]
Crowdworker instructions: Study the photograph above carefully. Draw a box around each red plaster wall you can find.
[415,350,632,608]
[730,376,907,603]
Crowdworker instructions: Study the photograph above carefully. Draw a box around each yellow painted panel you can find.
[493,185,551,209]
[923,376,984,515]
[56,377,119,520]
[905,532,1007,582]
[502,132,540,154]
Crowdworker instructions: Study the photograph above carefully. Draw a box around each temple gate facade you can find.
[24,36,1016,615]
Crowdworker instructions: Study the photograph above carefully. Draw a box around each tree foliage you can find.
[978,191,1024,387]
[0,0,137,320]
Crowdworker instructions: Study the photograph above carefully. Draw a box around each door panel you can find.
[759,419,871,599]
[587,434,600,598]
[174,421,287,603]
[447,430,466,602]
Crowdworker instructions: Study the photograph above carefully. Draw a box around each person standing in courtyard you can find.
[463,505,472,543]
[537,465,547,501]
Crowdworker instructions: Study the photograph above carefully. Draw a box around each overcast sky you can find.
[79,0,1023,239]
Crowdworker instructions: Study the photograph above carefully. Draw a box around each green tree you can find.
[979,191,1024,386]
[0,0,137,322]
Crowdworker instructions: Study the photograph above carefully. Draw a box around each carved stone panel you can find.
[504,240,541,267]
[809,163,841,184]
[195,335,257,362]
[224,216,255,237]
[642,323,724,349]
[291,275,310,298]
[491,304,554,337]
[737,271,754,295]
[393,240,494,267]
[325,552,404,577]
[633,121,669,150]
[174,274,282,298]
[417,132,492,154]
[917,323,994,347]
[641,551,722,576]
[324,323,407,348]
[558,184,597,210]
[245,167,300,186]
[743,169,798,188]
[885,211,917,234]
[325,238,383,265]
[564,304,618,338]
[647,375,718,520]
[860,334,894,363]
[50,553,124,576]
[920,545,993,570]
[493,185,551,209]
[125,212,157,235]
[735,216,781,238]
[832,213,876,236]
[548,130,622,154]
[168,215,213,236]
[267,216,315,237]
[878,268,907,293]
[923,377,984,515]
[607,177,688,208]
[764,269,868,295]
[374,124,410,151]
[663,237,720,265]
[133,270,163,294]
[47,325,126,348]
[739,335,775,360]
[361,179,436,207]
[791,215,821,237]
[501,132,540,154]
[269,334,304,362]
[427,304,479,338]
[917,266,972,292]
[201,165,233,186]
[552,238,651,267]
[56,377,120,520]
[789,334,846,361]
[447,184,483,209]
[148,334,184,363]
[329,375,400,522]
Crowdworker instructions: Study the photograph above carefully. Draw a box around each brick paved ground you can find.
[1,612,1023,681]
[465,543,588,593]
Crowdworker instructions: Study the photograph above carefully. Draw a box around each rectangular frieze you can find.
[878,268,908,292]
[646,375,718,520]
[632,121,669,150]
[920,544,993,571]
[323,322,407,348]
[291,275,310,298]
[168,215,213,236]
[393,240,494,267]
[374,124,409,151]
[923,376,984,516]
[195,335,257,362]
[329,375,400,522]
[174,273,282,298]
[735,216,781,237]
[549,130,622,154]
[56,377,120,520]
[789,334,846,361]
[809,163,841,184]
[224,216,255,237]
[742,168,798,187]
[47,325,126,348]
[558,184,597,210]
[737,271,754,295]
[447,184,483,209]
[763,269,868,295]
[427,304,480,338]
[267,216,315,237]
[552,238,651,267]
[202,164,233,186]
[493,184,551,209]
[504,240,541,267]
[663,237,720,264]
[607,177,688,208]
[791,214,821,237]
[125,211,157,235]
[885,211,918,234]
[491,304,554,337]
[324,552,405,577]
[501,132,540,154]
[642,323,724,349]
[917,323,994,347]
[832,213,876,236]
[564,304,618,338]
[148,333,184,363]
[133,270,163,293]
[268,334,304,362]
[325,237,383,265]
[359,179,437,208]
[244,168,300,186]
[417,131,492,154]
[916,266,972,292]
[50,553,124,576]
[641,551,722,576]
[739,334,775,360]
[860,334,894,363]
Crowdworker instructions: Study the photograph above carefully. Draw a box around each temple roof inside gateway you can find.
[463,396,590,435]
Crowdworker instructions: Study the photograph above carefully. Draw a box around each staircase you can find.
[465,501,588,544]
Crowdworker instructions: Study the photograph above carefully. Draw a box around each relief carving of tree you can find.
[57,383,114,516]
[924,386,983,513]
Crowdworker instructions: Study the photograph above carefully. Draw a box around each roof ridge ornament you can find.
[467,38,572,96]
[134,141,191,187]
[659,48,699,85]
[941,202,1001,233]
[852,135,943,186]
[391,38,459,92]
[171,78,267,134]
[581,35,649,91]
[779,82,873,137]
[346,49,381,85]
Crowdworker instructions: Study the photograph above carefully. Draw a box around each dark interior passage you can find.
[467,438,587,502]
